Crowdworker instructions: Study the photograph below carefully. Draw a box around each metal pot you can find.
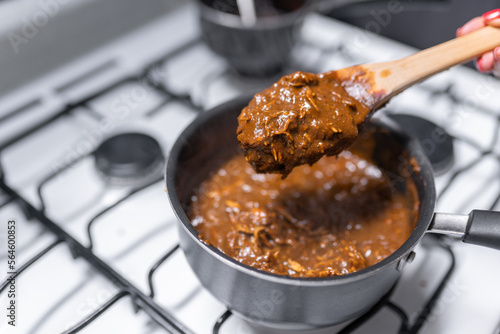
[166,95,500,329]
[198,0,308,77]
[197,0,392,77]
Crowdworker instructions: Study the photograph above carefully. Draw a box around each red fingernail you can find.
[483,8,500,23]
[476,57,485,72]
[456,27,463,36]
[494,47,500,62]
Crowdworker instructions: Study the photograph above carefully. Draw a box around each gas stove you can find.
[1,3,500,334]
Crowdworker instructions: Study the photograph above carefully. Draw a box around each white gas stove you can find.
[1,3,500,334]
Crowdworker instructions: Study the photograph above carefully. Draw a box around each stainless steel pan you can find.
[166,95,500,329]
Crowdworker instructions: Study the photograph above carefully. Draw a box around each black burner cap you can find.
[94,133,164,184]
[388,114,454,176]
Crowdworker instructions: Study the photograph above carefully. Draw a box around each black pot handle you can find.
[463,210,500,250]
[429,210,500,250]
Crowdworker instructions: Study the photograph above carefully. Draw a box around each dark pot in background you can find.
[197,0,308,77]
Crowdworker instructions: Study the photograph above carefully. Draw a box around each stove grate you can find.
[85,177,163,250]
[0,19,499,334]
[0,181,193,334]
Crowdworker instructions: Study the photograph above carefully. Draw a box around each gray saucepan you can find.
[166,95,500,329]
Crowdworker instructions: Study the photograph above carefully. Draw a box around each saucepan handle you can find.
[428,210,500,250]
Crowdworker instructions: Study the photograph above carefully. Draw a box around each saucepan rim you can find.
[166,95,436,287]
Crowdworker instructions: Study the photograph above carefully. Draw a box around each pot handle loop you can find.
[463,210,500,250]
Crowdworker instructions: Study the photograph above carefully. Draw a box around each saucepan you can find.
[166,95,500,329]
[198,0,410,77]
[198,0,308,77]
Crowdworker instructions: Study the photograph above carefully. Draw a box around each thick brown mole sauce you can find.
[191,71,419,278]
[190,142,420,278]
[237,71,371,177]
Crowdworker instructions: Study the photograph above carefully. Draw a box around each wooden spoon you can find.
[237,25,500,177]
[336,25,500,111]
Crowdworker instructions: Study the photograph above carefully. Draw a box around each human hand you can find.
[457,9,500,76]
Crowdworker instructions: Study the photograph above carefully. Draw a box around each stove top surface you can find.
[1,4,500,334]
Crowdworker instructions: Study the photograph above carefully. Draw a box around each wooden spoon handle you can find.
[374,26,500,101]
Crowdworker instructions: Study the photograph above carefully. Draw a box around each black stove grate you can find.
[1,27,499,334]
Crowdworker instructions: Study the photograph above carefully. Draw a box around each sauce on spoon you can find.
[237,71,370,177]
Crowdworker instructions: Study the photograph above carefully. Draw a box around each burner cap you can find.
[94,133,164,185]
[388,114,454,176]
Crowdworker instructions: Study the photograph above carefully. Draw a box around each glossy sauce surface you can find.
[190,146,419,278]
[237,71,371,177]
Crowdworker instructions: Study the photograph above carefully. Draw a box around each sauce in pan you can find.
[190,141,419,278]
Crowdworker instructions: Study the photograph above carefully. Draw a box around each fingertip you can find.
[476,53,495,73]
[494,47,500,62]
[459,17,486,35]
[475,58,483,72]
[483,8,500,23]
